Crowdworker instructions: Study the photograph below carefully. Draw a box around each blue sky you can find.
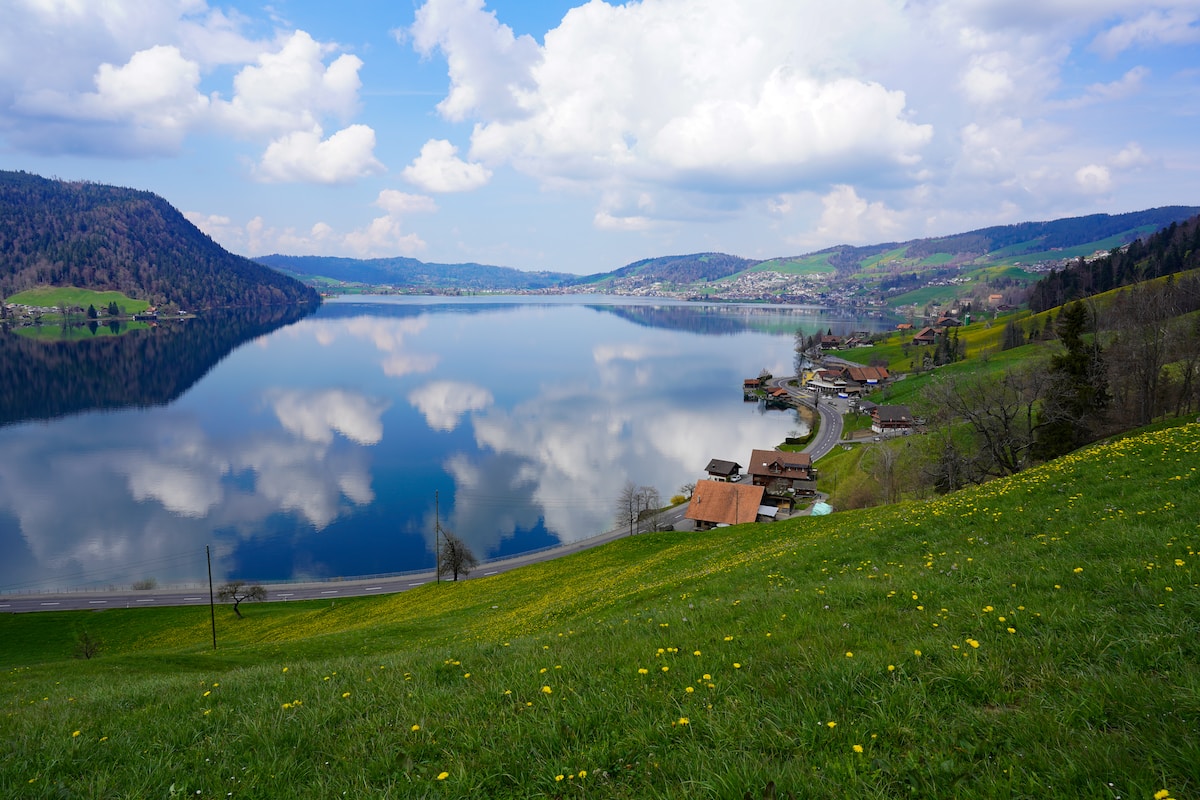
[2,1,1198,275]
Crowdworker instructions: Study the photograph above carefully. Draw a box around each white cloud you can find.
[408,381,495,431]
[1091,9,1200,57]
[342,215,428,257]
[414,0,932,200]
[1057,66,1150,109]
[403,139,493,192]
[812,185,903,245]
[212,30,364,137]
[1112,141,1151,169]
[411,0,541,122]
[1075,164,1113,194]
[376,189,438,215]
[255,124,384,184]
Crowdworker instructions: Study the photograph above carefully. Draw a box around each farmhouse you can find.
[704,458,743,482]
[871,405,915,434]
[685,480,766,530]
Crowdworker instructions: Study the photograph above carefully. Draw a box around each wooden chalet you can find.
[704,458,743,482]
[911,326,938,345]
[746,449,817,508]
[871,405,915,433]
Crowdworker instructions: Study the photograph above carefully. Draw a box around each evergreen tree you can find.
[1034,301,1108,459]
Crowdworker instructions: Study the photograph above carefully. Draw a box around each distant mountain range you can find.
[257,206,1200,292]
[0,171,318,309]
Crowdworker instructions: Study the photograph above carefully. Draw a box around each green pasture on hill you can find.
[3,423,1198,799]
[6,286,149,314]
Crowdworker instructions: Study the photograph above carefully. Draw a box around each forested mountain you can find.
[256,254,572,291]
[0,171,318,309]
[1029,213,1200,311]
[569,252,763,286]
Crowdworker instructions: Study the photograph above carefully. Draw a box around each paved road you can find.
[0,504,693,614]
[765,375,844,460]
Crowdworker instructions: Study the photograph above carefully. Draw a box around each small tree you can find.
[437,530,478,581]
[217,580,267,618]
[74,630,103,660]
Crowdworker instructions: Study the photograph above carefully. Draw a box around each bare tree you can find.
[217,580,267,618]
[437,529,478,581]
[923,366,1048,478]
[616,481,663,535]
[679,481,696,499]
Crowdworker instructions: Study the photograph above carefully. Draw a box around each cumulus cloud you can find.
[1075,164,1113,194]
[812,186,903,245]
[256,124,384,184]
[403,139,493,192]
[408,381,495,431]
[413,0,932,199]
[188,187,432,258]
[1,9,379,180]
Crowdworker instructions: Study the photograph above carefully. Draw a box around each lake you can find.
[0,296,892,592]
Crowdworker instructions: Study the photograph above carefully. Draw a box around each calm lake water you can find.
[0,296,891,592]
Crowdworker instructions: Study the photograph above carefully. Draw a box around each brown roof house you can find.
[746,448,817,508]
[704,458,743,482]
[871,405,914,433]
[685,480,765,530]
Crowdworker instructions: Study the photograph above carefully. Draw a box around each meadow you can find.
[2,423,1197,799]
[6,287,149,315]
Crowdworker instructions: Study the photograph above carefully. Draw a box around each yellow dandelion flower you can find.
[1073,567,1083,573]
[685,686,695,694]
[1154,791,1169,800]
[887,664,895,671]
[542,685,553,694]
[555,775,564,782]
[342,692,351,698]
[578,770,587,779]
[827,721,837,728]
[967,639,980,649]
[638,668,648,675]
[913,649,922,656]
[678,717,690,725]
[71,730,81,737]
[661,666,669,673]
[411,724,420,732]
[1007,627,1016,634]
[694,650,701,656]
[853,744,864,753]
[282,667,288,672]
[733,662,742,669]
[845,651,853,658]
[437,772,449,781]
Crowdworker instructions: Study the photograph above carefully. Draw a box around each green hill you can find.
[0,171,319,310]
[3,422,1197,798]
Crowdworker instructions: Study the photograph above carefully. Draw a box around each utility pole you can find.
[435,490,441,584]
[206,545,216,650]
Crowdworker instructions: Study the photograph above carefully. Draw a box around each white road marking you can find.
[364,586,382,591]
[89,600,107,604]
[408,581,425,587]
[484,571,497,576]
[136,599,154,603]
[277,593,294,597]
[320,590,338,595]
[40,602,60,606]
[183,597,202,601]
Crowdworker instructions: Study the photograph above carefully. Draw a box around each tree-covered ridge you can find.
[1029,214,1200,312]
[0,171,319,309]
[573,252,763,286]
[256,254,573,291]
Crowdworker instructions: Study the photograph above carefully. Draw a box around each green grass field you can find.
[3,421,1197,799]
[6,287,149,314]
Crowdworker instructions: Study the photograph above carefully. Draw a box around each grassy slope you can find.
[7,286,150,314]
[3,422,1198,799]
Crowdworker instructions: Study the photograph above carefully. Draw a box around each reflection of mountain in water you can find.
[316,297,893,336]
[0,304,317,426]
[589,303,895,336]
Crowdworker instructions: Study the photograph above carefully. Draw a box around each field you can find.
[2,422,1197,799]
[6,287,149,315]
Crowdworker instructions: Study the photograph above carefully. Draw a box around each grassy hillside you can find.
[3,423,1197,798]
[6,287,150,315]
